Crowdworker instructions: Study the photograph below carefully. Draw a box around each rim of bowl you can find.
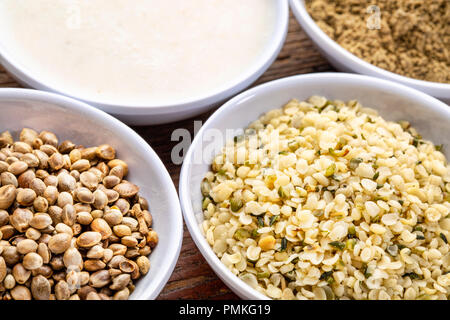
[289,0,450,97]
[0,88,184,300]
[0,1,289,116]
[179,72,450,300]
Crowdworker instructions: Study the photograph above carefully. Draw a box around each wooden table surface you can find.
[0,14,335,299]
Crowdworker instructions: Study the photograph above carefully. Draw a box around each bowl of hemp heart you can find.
[290,0,450,104]
[180,72,450,300]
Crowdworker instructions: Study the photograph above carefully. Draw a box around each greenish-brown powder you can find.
[306,0,450,83]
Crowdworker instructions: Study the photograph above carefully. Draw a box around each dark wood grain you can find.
[0,13,335,300]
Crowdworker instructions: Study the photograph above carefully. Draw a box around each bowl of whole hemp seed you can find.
[0,88,183,300]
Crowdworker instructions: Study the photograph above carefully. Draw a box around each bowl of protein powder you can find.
[0,0,288,125]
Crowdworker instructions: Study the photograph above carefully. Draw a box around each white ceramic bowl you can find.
[0,1,289,126]
[289,0,450,104]
[0,88,183,299]
[179,72,450,300]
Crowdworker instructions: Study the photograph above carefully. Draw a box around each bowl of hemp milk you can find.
[0,0,289,125]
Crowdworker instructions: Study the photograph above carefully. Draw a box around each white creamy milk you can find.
[0,0,276,105]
